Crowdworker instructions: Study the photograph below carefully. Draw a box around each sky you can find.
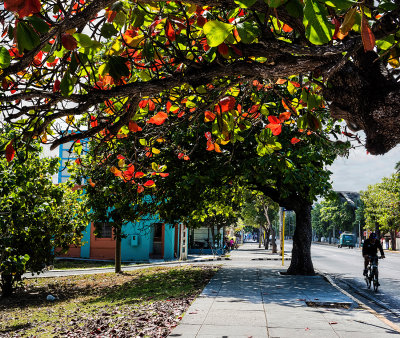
[328,144,400,193]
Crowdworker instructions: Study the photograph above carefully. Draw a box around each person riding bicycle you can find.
[362,232,385,276]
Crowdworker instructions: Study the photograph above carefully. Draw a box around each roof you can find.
[335,191,360,207]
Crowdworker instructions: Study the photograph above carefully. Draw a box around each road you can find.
[310,242,400,325]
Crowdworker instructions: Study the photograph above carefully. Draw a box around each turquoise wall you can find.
[80,223,91,258]
[121,220,153,261]
[163,224,175,260]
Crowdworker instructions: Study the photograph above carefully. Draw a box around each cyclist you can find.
[362,232,385,277]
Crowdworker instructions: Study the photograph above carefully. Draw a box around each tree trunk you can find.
[287,204,315,275]
[259,225,262,248]
[264,227,270,250]
[391,230,396,251]
[271,226,277,253]
[115,227,122,274]
[1,274,14,298]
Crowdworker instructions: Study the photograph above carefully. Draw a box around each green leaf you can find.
[203,21,234,47]
[265,0,288,8]
[323,0,355,10]
[60,71,74,97]
[0,46,10,69]
[131,8,145,28]
[17,21,40,52]
[101,23,119,38]
[234,0,257,8]
[26,16,49,34]
[108,56,130,81]
[237,22,260,44]
[114,12,126,26]
[303,0,334,45]
[73,33,93,48]
[285,0,304,18]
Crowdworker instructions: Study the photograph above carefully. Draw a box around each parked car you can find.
[338,232,356,248]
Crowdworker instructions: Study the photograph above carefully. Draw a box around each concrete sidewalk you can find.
[168,243,400,337]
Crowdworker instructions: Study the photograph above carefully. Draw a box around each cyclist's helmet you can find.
[370,232,377,239]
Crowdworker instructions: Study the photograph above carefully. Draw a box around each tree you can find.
[0,139,88,297]
[361,174,400,249]
[1,0,400,157]
[71,137,158,273]
[320,194,355,241]
[240,191,279,252]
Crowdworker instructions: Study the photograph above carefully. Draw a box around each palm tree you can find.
[395,161,400,173]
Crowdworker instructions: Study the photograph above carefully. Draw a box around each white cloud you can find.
[329,145,400,192]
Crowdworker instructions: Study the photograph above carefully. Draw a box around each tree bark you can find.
[391,230,396,251]
[270,226,277,253]
[287,204,315,275]
[115,227,122,274]
[1,274,14,298]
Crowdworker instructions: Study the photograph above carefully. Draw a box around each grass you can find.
[52,259,133,270]
[0,265,219,337]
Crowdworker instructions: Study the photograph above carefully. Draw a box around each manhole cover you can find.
[305,301,352,309]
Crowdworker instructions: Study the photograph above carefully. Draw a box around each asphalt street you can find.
[310,242,400,325]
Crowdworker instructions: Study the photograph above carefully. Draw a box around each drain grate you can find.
[305,301,352,309]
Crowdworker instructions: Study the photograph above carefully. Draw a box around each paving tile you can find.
[168,324,200,337]
[197,324,268,337]
[203,309,267,326]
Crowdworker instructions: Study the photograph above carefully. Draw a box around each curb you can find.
[251,257,291,261]
[317,269,400,334]
[193,257,231,262]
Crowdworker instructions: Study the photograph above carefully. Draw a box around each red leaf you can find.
[178,153,184,159]
[332,17,340,40]
[148,111,168,125]
[5,141,15,162]
[134,171,145,178]
[75,158,81,165]
[61,34,78,51]
[204,111,216,122]
[218,43,229,56]
[139,99,148,108]
[129,120,142,132]
[197,16,206,27]
[361,14,375,52]
[166,101,172,113]
[5,0,41,17]
[215,96,236,113]
[53,79,60,92]
[290,81,301,88]
[165,20,176,41]
[249,105,260,114]
[137,185,144,193]
[143,180,155,187]
[266,123,282,136]
[148,100,156,111]
[279,111,291,122]
[90,116,98,128]
[159,173,169,177]
[291,137,301,144]
[268,116,281,124]
[231,45,243,56]
[205,132,212,140]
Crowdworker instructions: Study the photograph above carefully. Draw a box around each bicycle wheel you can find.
[372,268,379,292]
[365,270,371,289]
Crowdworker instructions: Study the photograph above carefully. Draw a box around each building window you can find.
[153,223,163,241]
[95,222,113,238]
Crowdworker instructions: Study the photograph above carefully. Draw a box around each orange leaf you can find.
[291,137,301,144]
[148,111,168,125]
[266,123,282,136]
[279,111,291,122]
[5,141,15,162]
[206,140,215,151]
[110,166,123,178]
[282,24,293,33]
[361,14,375,52]
[148,100,156,111]
[183,155,190,161]
[143,180,155,187]
[88,179,96,187]
[139,99,148,108]
[129,120,142,132]
[214,143,221,153]
[159,173,169,177]
[290,81,300,88]
[137,185,144,193]
[275,78,287,85]
[281,99,290,111]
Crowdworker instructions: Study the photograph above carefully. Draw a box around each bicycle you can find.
[365,255,382,292]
